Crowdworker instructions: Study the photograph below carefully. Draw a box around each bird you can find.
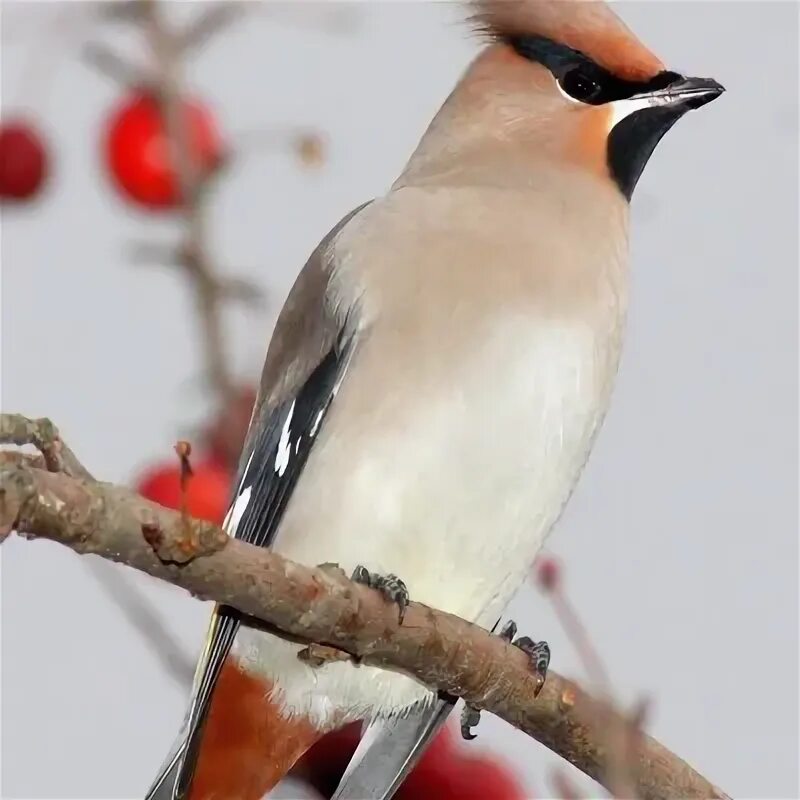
[145,1,723,798]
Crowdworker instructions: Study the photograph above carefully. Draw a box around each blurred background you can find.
[1,2,797,798]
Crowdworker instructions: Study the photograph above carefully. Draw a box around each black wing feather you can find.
[154,344,350,800]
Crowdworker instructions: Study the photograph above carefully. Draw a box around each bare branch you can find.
[536,555,645,798]
[217,276,267,308]
[84,560,194,688]
[0,413,92,480]
[0,451,47,471]
[97,0,147,24]
[0,447,730,800]
[82,41,151,88]
[179,2,247,54]
[0,413,193,686]
[137,0,241,405]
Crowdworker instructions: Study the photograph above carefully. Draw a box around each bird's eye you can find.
[559,68,603,103]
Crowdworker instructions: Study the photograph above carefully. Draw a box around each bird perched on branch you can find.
[146,1,723,798]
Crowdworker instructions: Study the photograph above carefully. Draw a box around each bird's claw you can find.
[460,703,481,740]
[351,565,409,624]
[459,620,550,741]
[501,620,551,696]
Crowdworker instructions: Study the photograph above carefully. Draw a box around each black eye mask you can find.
[505,34,711,200]
[507,35,680,106]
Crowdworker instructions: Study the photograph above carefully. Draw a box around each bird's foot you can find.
[500,620,551,697]
[460,620,551,741]
[460,703,481,741]
[351,565,409,624]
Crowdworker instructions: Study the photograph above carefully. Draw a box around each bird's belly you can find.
[234,318,616,724]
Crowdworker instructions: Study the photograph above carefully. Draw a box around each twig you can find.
[82,0,263,691]
[0,413,92,480]
[82,41,151,88]
[0,446,731,800]
[179,2,247,54]
[537,557,641,799]
[98,1,146,24]
[85,560,194,688]
[550,577,635,797]
[0,413,193,687]
[550,768,585,800]
[127,240,265,307]
[140,0,237,406]
[0,450,47,471]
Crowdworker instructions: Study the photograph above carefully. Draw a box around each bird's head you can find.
[437,0,724,198]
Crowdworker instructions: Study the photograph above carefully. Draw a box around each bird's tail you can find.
[331,697,455,800]
[146,611,324,800]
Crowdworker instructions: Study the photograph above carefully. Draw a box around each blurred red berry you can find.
[535,554,561,592]
[205,385,258,470]
[104,91,222,210]
[292,722,361,796]
[392,729,466,799]
[0,119,49,202]
[137,457,230,524]
[437,754,527,800]
[295,724,456,798]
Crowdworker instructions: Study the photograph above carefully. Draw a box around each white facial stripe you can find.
[555,78,683,132]
[607,94,674,130]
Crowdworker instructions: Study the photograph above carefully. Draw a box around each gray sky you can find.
[2,2,798,799]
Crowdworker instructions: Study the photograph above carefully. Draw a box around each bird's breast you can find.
[274,308,621,627]
[234,187,628,721]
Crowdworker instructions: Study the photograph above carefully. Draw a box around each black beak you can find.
[642,75,726,110]
[608,73,725,200]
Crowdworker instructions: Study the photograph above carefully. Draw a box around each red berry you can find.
[535,554,561,592]
[0,119,49,202]
[104,91,222,210]
[137,457,230,524]
[295,724,455,797]
[397,737,524,800]
[444,755,527,799]
[292,722,361,796]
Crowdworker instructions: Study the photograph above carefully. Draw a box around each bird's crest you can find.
[469,0,664,81]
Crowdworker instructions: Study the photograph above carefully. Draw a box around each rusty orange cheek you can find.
[566,105,614,179]
[189,658,324,800]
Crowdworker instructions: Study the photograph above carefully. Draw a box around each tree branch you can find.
[0,414,193,685]
[82,41,152,89]
[178,2,247,54]
[0,436,730,800]
[140,0,238,406]
[0,414,92,480]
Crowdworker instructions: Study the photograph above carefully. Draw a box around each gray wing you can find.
[145,202,370,800]
[330,619,511,798]
[332,698,455,800]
